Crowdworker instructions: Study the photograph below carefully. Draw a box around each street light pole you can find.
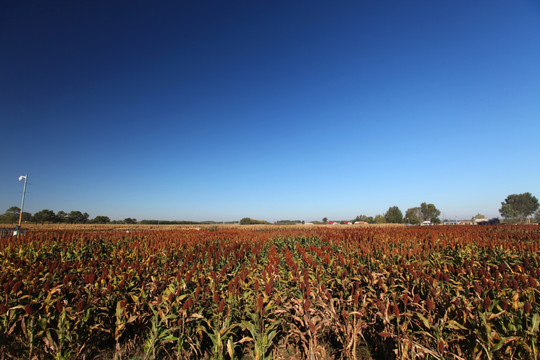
[17,175,28,227]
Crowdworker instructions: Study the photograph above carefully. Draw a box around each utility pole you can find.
[17,175,28,228]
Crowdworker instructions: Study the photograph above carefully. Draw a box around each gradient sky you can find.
[1,0,539,222]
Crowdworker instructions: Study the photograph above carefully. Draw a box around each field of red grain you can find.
[1,225,538,359]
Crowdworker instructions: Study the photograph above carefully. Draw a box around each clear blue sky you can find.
[1,0,539,221]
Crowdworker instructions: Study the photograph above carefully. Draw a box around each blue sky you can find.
[1,0,539,221]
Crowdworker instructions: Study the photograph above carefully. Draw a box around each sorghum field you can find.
[0,226,538,360]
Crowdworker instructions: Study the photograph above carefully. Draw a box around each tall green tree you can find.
[471,213,485,221]
[56,211,68,223]
[420,202,441,223]
[21,212,32,222]
[373,214,386,224]
[404,207,422,224]
[1,207,20,224]
[33,209,58,224]
[91,216,111,224]
[384,206,403,223]
[499,192,539,223]
[353,215,369,223]
[68,211,89,224]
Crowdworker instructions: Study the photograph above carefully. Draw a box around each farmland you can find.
[0,226,538,359]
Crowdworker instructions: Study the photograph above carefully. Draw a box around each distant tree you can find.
[1,207,20,224]
[373,214,386,224]
[365,216,375,224]
[56,211,68,223]
[322,217,328,223]
[385,206,403,223]
[33,209,57,224]
[68,211,89,224]
[535,209,540,223]
[420,202,441,223]
[124,218,137,224]
[139,220,159,225]
[499,192,539,224]
[21,212,32,223]
[240,217,268,225]
[471,213,485,221]
[92,216,111,224]
[404,207,422,225]
[275,220,302,225]
[353,215,369,223]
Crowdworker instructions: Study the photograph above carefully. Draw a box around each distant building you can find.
[475,218,500,225]
[443,220,459,225]
[421,220,432,226]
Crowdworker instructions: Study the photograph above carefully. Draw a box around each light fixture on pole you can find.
[17,175,28,228]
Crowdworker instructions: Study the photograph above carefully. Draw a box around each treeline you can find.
[2,193,536,226]
[320,202,442,225]
[0,207,243,226]
[139,220,238,225]
[334,193,539,225]
[239,217,270,225]
[274,220,304,225]
[358,203,441,225]
[0,207,136,225]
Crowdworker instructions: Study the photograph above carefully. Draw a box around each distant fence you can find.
[0,228,28,238]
